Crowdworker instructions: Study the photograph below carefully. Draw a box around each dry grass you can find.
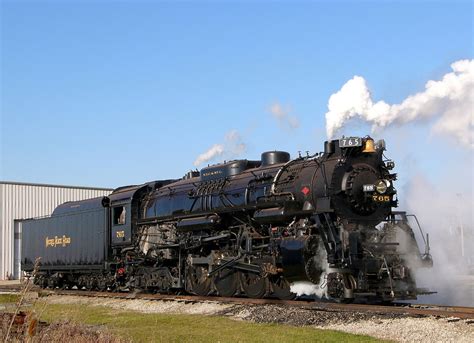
[1,312,128,343]
[1,259,126,343]
[0,294,19,304]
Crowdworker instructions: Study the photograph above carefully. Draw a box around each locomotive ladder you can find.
[317,213,343,265]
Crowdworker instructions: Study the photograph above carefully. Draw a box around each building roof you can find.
[0,181,113,191]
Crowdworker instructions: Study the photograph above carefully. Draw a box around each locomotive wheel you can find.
[97,276,108,291]
[141,274,152,290]
[59,281,70,290]
[240,272,267,298]
[187,265,212,296]
[270,276,296,300]
[77,275,85,290]
[214,269,239,297]
[47,277,56,289]
[36,276,48,289]
[85,275,97,291]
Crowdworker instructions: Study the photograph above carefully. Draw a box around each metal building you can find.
[0,181,112,280]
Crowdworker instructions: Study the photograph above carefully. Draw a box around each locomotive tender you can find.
[22,136,433,302]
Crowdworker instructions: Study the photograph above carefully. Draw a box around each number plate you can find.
[363,184,375,192]
[372,195,391,202]
[339,137,362,148]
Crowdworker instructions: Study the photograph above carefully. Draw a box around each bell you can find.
[362,138,376,153]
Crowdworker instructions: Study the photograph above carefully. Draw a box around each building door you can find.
[13,220,22,279]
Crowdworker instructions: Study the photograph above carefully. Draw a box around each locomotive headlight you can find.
[375,180,388,194]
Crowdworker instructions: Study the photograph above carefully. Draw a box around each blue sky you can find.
[1,0,472,194]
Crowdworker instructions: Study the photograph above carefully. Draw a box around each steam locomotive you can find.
[22,136,433,302]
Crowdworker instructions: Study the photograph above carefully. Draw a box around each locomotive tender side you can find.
[21,197,109,288]
[22,136,433,302]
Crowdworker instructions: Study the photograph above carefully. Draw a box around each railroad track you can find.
[2,286,474,320]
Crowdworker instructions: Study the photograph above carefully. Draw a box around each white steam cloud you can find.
[269,102,300,130]
[403,174,474,306]
[193,130,246,167]
[290,241,329,298]
[325,59,474,148]
[290,275,328,298]
[193,144,224,167]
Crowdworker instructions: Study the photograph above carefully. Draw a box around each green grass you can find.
[0,293,20,304]
[35,302,390,343]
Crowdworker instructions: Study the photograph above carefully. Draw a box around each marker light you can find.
[386,161,395,170]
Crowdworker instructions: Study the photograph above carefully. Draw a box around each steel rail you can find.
[1,285,473,319]
[3,288,467,320]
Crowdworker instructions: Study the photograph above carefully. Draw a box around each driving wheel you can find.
[187,265,212,296]
[214,269,239,297]
[240,272,266,298]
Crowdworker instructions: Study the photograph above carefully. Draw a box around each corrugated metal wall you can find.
[0,182,112,279]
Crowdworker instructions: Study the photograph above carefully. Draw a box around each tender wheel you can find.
[187,265,212,296]
[85,275,97,291]
[47,277,56,289]
[214,269,239,297]
[240,272,267,298]
[35,275,48,289]
[97,276,108,291]
[270,276,296,300]
[59,281,70,290]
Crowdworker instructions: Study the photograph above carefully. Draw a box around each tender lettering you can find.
[45,235,72,248]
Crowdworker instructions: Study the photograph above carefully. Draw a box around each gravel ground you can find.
[43,295,474,342]
[322,317,474,343]
[45,295,233,315]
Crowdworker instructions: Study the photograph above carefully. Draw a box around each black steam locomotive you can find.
[22,136,433,302]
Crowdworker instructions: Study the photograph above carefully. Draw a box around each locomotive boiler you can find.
[22,136,433,302]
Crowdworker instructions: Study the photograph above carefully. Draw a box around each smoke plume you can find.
[325,59,474,148]
[269,102,300,130]
[193,130,246,167]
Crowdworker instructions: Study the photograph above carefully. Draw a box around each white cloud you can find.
[269,102,300,130]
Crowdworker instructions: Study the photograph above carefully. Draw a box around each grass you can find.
[36,302,390,343]
[0,294,20,304]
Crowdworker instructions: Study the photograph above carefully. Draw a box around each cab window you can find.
[113,206,126,225]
